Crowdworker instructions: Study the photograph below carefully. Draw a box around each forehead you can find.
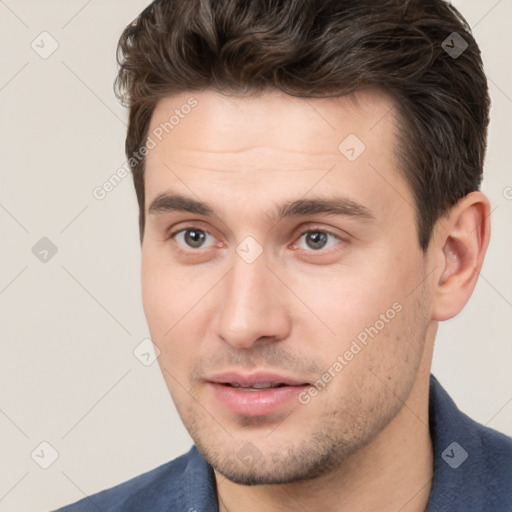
[147,87,396,157]
[143,88,412,223]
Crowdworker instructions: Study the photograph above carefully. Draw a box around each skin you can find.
[141,88,490,512]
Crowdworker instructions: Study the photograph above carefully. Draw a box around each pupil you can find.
[307,231,327,250]
[185,229,205,248]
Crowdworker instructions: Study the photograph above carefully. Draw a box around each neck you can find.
[215,362,434,512]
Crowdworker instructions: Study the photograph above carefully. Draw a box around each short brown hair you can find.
[115,0,490,250]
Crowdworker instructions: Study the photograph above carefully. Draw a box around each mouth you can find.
[219,382,302,390]
[207,370,310,387]
[206,371,311,416]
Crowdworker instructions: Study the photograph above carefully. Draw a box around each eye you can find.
[295,230,342,251]
[170,228,216,250]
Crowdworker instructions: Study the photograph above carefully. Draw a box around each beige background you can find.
[0,1,511,511]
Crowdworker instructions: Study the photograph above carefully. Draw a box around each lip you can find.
[206,370,310,417]
[207,370,310,387]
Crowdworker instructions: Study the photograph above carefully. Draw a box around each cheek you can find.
[291,267,404,338]
[141,251,217,372]
[291,257,423,380]
[141,250,191,362]
[141,247,197,329]
[141,256,168,333]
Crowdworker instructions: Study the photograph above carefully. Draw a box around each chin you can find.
[195,433,360,486]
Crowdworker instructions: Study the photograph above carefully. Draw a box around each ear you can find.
[430,191,491,321]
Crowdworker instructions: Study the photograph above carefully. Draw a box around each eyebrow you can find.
[147,191,375,223]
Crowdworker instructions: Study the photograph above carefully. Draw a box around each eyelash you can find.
[167,226,345,254]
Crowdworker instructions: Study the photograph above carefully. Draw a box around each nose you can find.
[214,251,291,350]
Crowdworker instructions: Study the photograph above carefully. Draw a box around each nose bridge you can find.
[215,250,289,348]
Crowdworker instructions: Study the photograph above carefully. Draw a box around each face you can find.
[141,88,433,484]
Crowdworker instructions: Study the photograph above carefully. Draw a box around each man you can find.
[54,0,512,510]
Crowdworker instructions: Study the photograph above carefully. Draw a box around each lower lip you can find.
[209,382,308,417]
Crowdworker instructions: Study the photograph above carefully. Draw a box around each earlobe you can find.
[431,191,491,321]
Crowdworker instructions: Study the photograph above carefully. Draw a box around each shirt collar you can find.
[426,374,486,510]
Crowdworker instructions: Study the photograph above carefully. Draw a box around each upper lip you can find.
[206,371,310,387]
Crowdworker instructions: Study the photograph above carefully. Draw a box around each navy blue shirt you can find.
[53,375,512,511]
